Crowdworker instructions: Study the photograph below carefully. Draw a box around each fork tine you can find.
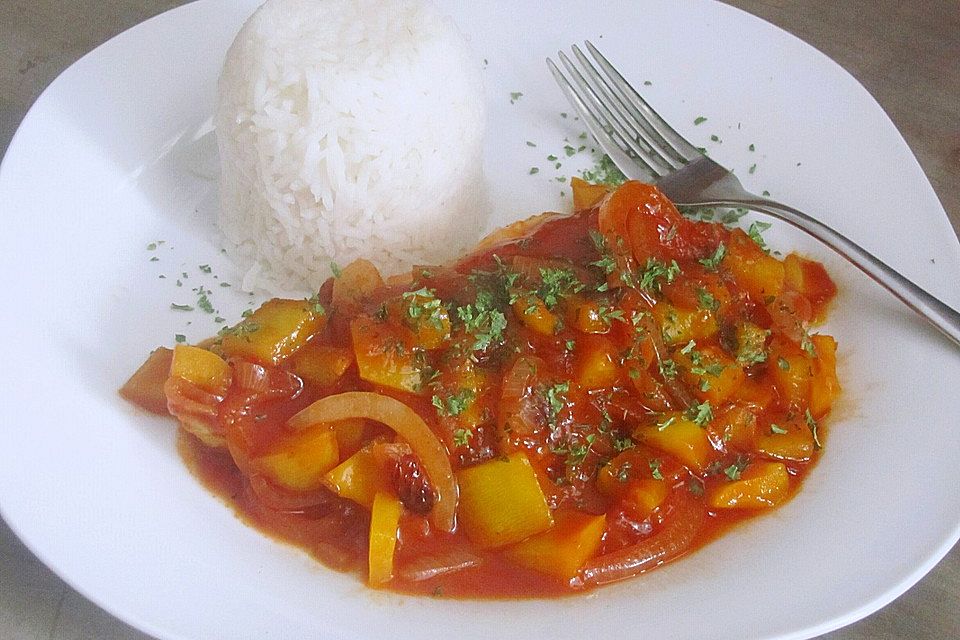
[584,40,702,163]
[568,45,684,173]
[555,51,672,178]
[546,57,657,180]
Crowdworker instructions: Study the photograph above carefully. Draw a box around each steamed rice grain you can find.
[216,0,486,294]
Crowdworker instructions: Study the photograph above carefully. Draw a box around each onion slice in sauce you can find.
[288,391,458,532]
[573,491,705,588]
[399,547,481,582]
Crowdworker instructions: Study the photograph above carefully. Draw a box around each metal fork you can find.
[548,41,960,347]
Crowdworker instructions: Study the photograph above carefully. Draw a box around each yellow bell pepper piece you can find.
[457,452,554,549]
[756,416,814,462]
[402,291,452,350]
[221,299,326,365]
[769,342,813,408]
[332,258,384,306]
[331,418,368,459]
[121,347,174,414]
[676,345,745,405]
[504,511,606,580]
[574,337,620,389]
[289,344,353,387]
[324,446,393,509]
[350,316,421,393]
[710,405,758,450]
[809,334,841,418]
[170,344,231,393]
[622,479,670,520]
[724,229,785,302]
[708,461,789,509]
[368,492,402,586]
[571,176,611,211]
[634,413,714,472]
[255,425,339,492]
[512,296,558,335]
[569,298,611,334]
[434,357,487,430]
[653,303,717,345]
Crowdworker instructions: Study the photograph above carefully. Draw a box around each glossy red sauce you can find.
[133,181,839,597]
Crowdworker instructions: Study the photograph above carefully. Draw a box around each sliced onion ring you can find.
[288,391,458,532]
[572,491,705,588]
[399,547,481,582]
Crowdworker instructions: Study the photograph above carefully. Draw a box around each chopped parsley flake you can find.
[432,389,475,417]
[174,334,186,343]
[529,167,540,175]
[196,293,215,314]
[403,287,445,330]
[524,267,584,309]
[747,221,773,250]
[696,288,719,311]
[457,290,507,353]
[565,434,595,467]
[305,294,326,316]
[589,230,617,275]
[736,325,770,365]
[657,415,677,431]
[770,423,788,435]
[580,154,626,186]
[199,264,212,274]
[694,116,707,125]
[778,356,791,370]
[596,304,625,327]
[638,258,681,294]
[805,409,823,450]
[724,456,750,481]
[170,303,194,311]
[658,358,678,379]
[330,262,342,278]
[688,477,705,496]
[510,91,523,103]
[545,381,570,426]
[453,428,473,447]
[698,243,726,271]
[649,457,664,480]
[801,333,818,357]
[689,401,714,427]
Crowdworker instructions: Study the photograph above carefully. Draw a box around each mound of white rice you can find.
[216,0,486,294]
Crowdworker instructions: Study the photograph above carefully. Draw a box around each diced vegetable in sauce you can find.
[122,180,840,597]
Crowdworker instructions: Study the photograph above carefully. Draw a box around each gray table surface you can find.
[1,1,958,638]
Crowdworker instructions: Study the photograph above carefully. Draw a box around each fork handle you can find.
[733,197,960,347]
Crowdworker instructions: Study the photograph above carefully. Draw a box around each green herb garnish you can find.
[699,243,726,271]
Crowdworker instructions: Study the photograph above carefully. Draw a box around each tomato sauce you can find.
[130,181,840,597]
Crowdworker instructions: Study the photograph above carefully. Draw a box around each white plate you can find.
[1,1,959,639]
